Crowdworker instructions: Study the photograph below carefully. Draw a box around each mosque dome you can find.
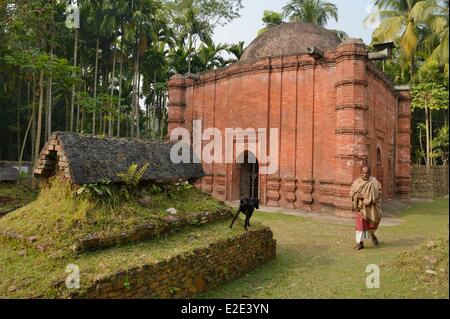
[240,22,342,62]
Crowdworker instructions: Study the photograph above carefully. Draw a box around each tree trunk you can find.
[419,125,426,165]
[18,112,33,184]
[117,52,123,137]
[410,54,415,79]
[33,69,45,187]
[425,104,430,169]
[136,57,141,139]
[31,75,36,163]
[131,51,138,138]
[70,28,79,132]
[430,110,433,166]
[46,75,53,139]
[109,50,116,137]
[93,37,99,134]
[17,72,21,161]
[161,93,167,138]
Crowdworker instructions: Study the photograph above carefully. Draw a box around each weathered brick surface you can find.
[168,40,412,217]
[70,227,276,299]
[411,165,449,198]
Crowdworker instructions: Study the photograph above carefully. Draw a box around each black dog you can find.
[229,197,260,231]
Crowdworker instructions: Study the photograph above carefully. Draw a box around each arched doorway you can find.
[239,152,259,199]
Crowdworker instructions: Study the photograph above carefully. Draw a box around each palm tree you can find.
[197,39,229,70]
[228,41,245,60]
[364,0,423,78]
[282,0,338,26]
[126,0,164,138]
[411,0,449,75]
[85,0,118,135]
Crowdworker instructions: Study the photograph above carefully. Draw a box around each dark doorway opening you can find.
[239,152,259,199]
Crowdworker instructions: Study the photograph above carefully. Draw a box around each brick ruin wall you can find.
[70,227,276,299]
[412,165,449,198]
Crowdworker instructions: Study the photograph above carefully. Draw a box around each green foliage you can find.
[76,179,129,208]
[282,0,338,25]
[258,10,283,35]
[117,163,150,191]
[412,82,449,112]
[432,124,449,164]
[123,276,131,290]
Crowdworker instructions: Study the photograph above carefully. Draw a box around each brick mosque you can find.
[167,22,412,216]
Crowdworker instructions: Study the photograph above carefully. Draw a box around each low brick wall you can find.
[412,165,449,198]
[0,209,234,254]
[75,209,234,253]
[70,227,276,299]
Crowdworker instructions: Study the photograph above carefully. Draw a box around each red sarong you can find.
[355,211,379,231]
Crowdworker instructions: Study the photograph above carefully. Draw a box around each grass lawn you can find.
[198,198,449,299]
[0,182,36,215]
[0,219,257,298]
[0,176,448,299]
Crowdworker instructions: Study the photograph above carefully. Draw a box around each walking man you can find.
[350,165,382,250]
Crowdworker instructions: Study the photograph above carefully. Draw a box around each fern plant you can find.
[117,163,150,192]
[76,179,128,208]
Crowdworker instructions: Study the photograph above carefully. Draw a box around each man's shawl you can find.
[350,177,382,224]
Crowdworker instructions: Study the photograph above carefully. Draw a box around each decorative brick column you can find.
[266,176,281,207]
[202,174,213,194]
[395,86,412,199]
[334,39,369,216]
[282,177,297,209]
[213,173,226,201]
[167,74,187,135]
[299,179,314,209]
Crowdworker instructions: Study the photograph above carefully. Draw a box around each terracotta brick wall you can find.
[168,40,411,216]
[71,227,276,299]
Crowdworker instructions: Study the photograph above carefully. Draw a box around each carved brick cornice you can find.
[336,103,368,111]
[335,154,367,161]
[335,79,368,88]
[168,83,187,89]
[335,50,368,62]
[168,101,186,108]
[168,118,185,124]
[181,53,337,87]
[335,128,368,135]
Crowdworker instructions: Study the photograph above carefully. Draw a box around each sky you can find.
[213,0,378,47]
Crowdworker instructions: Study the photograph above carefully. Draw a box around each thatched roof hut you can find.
[34,132,204,185]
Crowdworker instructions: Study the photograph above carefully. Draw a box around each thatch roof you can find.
[34,132,205,185]
[240,22,342,62]
[0,167,19,182]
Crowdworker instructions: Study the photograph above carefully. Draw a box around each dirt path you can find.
[225,199,425,227]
